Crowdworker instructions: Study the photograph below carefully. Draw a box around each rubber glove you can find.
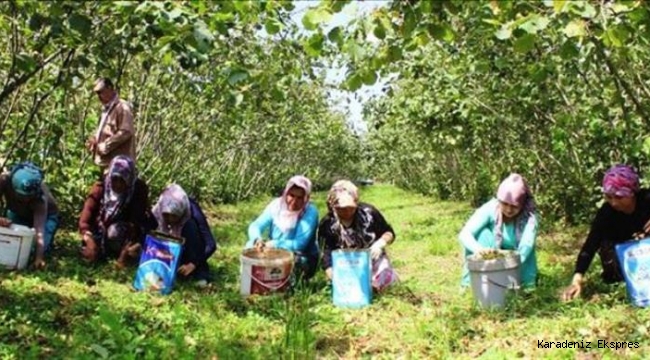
[370,238,387,260]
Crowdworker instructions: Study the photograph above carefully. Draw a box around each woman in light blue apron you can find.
[458,173,538,288]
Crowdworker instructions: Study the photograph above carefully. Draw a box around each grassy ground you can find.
[1,184,649,359]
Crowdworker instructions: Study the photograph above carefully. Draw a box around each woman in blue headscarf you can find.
[0,162,59,269]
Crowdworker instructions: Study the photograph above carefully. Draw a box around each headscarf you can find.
[10,162,43,197]
[494,173,536,249]
[326,180,375,248]
[272,175,313,233]
[102,155,137,224]
[152,184,191,238]
[602,164,640,198]
[326,180,359,211]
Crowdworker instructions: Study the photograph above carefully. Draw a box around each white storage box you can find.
[0,224,35,269]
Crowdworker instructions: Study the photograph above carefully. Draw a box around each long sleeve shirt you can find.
[574,189,650,276]
[458,198,537,266]
[0,173,58,246]
[319,202,395,269]
[78,178,151,243]
[94,97,136,168]
[246,201,319,255]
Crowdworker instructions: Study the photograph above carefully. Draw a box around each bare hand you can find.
[561,273,584,302]
[0,217,12,227]
[561,283,582,302]
[325,267,333,280]
[86,136,97,152]
[81,233,99,262]
[178,263,196,276]
[254,239,265,250]
[33,256,46,270]
[643,218,650,236]
[126,243,141,258]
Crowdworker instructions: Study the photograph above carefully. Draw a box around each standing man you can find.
[86,78,136,171]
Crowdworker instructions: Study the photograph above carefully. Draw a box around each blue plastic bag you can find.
[615,238,650,307]
[133,233,183,295]
[332,249,372,308]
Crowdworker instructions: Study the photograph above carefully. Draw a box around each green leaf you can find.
[514,34,536,53]
[166,8,183,20]
[361,70,377,86]
[228,69,249,85]
[559,41,579,59]
[265,18,282,35]
[90,344,109,359]
[402,10,417,38]
[428,24,454,42]
[344,39,364,61]
[552,0,567,13]
[29,14,46,31]
[580,3,597,18]
[345,73,363,91]
[193,20,214,51]
[495,26,512,40]
[603,26,629,48]
[302,8,332,30]
[328,26,343,46]
[519,16,550,34]
[15,53,37,73]
[329,0,350,13]
[68,13,92,35]
[563,20,586,38]
[373,22,386,40]
[304,33,325,57]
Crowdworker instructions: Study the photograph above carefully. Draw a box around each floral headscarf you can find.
[152,184,191,238]
[326,180,359,211]
[102,155,137,224]
[602,164,640,198]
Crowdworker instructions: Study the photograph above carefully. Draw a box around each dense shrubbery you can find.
[0,1,365,224]
[353,1,650,224]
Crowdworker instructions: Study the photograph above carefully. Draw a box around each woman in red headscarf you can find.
[562,164,650,301]
[458,173,538,288]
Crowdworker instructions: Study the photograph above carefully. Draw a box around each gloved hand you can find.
[370,238,387,260]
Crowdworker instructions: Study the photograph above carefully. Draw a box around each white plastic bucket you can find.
[468,250,520,309]
[0,224,36,270]
[240,248,294,296]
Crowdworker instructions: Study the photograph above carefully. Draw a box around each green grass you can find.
[1,184,650,359]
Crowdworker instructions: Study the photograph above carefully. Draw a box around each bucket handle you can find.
[245,267,294,292]
[487,278,520,291]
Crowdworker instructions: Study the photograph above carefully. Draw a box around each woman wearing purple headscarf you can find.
[152,184,215,286]
[79,155,150,266]
[562,164,650,301]
[459,173,538,287]
[246,175,320,280]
